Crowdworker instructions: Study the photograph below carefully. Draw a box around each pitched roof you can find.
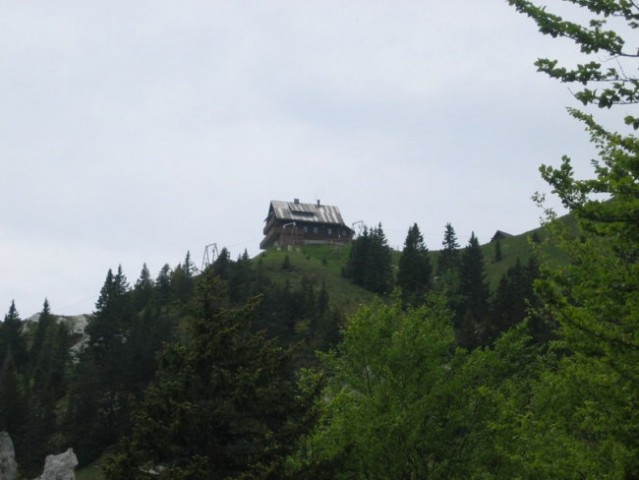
[266,199,348,226]
[490,230,513,242]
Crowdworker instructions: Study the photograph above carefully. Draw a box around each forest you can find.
[1,1,638,478]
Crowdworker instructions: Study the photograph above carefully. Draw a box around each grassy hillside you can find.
[256,214,577,298]
[256,244,375,313]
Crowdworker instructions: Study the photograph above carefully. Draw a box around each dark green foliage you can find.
[343,224,393,294]
[212,247,232,279]
[170,252,194,305]
[436,223,460,275]
[0,350,27,440]
[21,302,72,477]
[435,223,462,299]
[493,237,503,262]
[132,263,154,311]
[397,223,432,306]
[68,266,135,461]
[487,257,541,344]
[154,264,172,306]
[29,298,54,366]
[0,301,28,372]
[104,272,321,480]
[456,233,491,349]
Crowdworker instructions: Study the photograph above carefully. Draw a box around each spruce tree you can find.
[343,226,370,286]
[75,266,134,458]
[132,264,154,311]
[456,233,490,349]
[345,224,393,295]
[171,253,195,305]
[366,224,393,295]
[0,350,27,439]
[435,223,461,297]
[104,271,320,480]
[0,301,27,372]
[437,223,460,275]
[397,223,432,306]
[29,299,55,369]
[23,315,71,477]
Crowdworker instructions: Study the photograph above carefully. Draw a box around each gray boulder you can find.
[37,448,78,480]
[0,431,17,480]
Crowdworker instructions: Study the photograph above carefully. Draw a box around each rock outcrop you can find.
[0,431,17,480]
[37,448,78,480]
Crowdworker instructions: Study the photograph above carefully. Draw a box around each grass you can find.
[76,461,104,480]
[255,213,578,300]
[255,244,375,314]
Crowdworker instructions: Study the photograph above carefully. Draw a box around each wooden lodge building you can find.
[260,199,355,249]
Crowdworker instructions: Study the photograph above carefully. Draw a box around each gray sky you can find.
[0,1,616,316]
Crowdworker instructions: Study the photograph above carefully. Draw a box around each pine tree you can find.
[487,258,541,343]
[456,233,490,349]
[74,266,134,458]
[435,223,461,296]
[153,264,172,307]
[0,301,27,372]
[437,223,460,275]
[0,350,27,439]
[397,223,432,306]
[345,224,392,295]
[343,226,369,286]
[22,315,72,477]
[104,273,320,480]
[365,224,393,294]
[29,299,55,369]
[132,264,154,311]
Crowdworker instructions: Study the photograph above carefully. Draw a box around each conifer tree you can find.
[437,223,460,275]
[456,233,490,349]
[0,301,27,372]
[132,264,154,311]
[343,226,369,286]
[365,224,393,295]
[344,224,392,294]
[487,258,540,343]
[29,299,55,368]
[104,271,320,480]
[397,223,432,306]
[23,310,71,477]
[153,264,172,306]
[171,253,195,305]
[74,266,134,458]
[0,350,27,439]
[229,250,254,304]
[435,223,461,296]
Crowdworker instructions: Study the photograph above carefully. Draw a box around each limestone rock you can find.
[37,448,78,480]
[0,431,17,480]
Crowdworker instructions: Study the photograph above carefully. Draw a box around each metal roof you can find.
[267,200,348,226]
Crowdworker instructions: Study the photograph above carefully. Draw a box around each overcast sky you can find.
[0,1,619,317]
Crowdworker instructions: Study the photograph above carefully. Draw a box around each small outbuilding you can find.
[260,199,354,249]
[490,230,513,242]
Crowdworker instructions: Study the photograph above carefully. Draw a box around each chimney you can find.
[316,199,321,207]
[294,198,299,204]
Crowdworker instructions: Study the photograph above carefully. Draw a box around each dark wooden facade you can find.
[260,199,354,249]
